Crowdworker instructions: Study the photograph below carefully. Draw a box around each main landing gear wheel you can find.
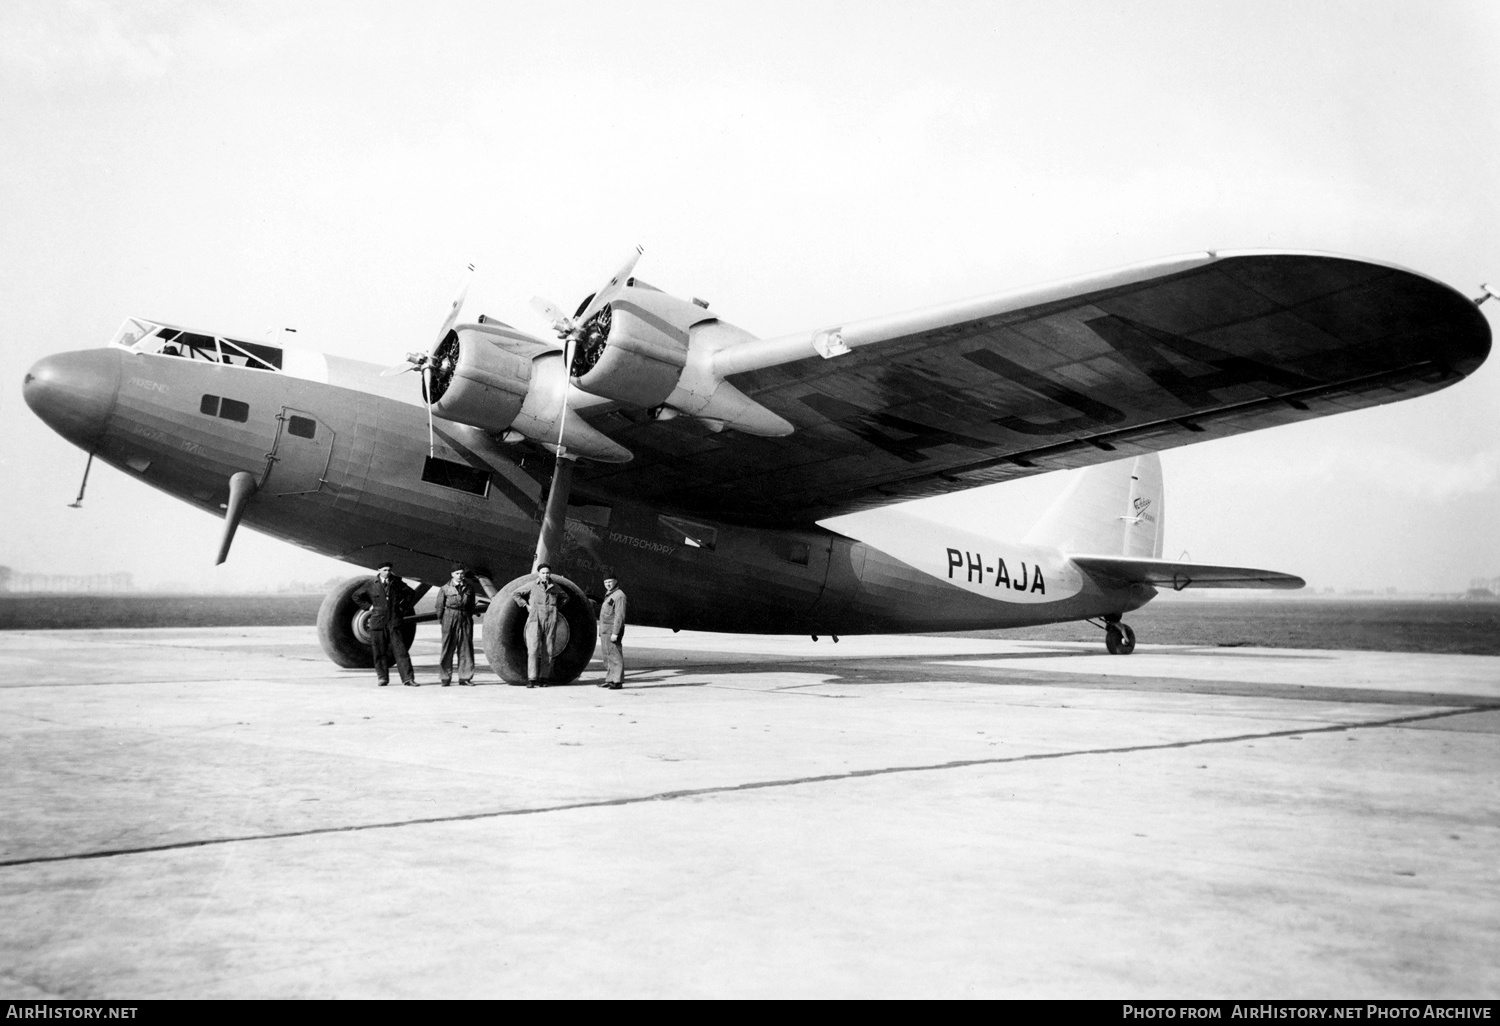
[317,575,418,668]
[1105,622,1137,655]
[482,573,597,686]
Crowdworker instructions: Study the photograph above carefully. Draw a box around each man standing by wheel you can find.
[352,561,418,687]
[513,563,569,688]
[597,575,627,689]
[436,563,477,686]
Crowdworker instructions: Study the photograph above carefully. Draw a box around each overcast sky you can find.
[3,0,1498,593]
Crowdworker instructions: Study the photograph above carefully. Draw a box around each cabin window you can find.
[658,514,717,552]
[421,455,490,496]
[200,394,250,423]
[287,415,316,439]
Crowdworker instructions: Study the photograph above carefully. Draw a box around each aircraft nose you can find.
[22,349,122,450]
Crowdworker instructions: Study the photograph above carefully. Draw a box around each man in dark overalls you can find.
[513,563,569,688]
[436,563,477,687]
[596,575,627,689]
[352,561,418,687]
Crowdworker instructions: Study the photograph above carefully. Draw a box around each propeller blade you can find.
[557,335,575,452]
[573,245,642,328]
[530,296,571,335]
[530,295,567,321]
[433,263,475,352]
[424,365,436,458]
[379,350,430,377]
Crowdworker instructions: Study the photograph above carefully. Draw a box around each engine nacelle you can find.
[570,285,707,407]
[426,324,630,463]
[427,325,536,432]
[567,283,792,438]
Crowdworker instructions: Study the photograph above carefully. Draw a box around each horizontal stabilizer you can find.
[1071,555,1304,591]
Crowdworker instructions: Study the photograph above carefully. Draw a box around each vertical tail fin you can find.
[1023,453,1164,557]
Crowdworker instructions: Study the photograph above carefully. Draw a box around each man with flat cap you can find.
[352,561,418,687]
[597,574,627,689]
[436,563,477,686]
[513,563,569,688]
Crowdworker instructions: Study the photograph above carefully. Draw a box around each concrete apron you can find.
[0,627,1497,998]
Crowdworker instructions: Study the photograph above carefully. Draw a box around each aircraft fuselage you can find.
[24,344,1149,633]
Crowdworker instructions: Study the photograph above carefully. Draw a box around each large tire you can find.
[1105,622,1137,655]
[317,575,418,669]
[482,574,597,685]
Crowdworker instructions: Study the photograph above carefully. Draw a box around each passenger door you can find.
[265,407,334,495]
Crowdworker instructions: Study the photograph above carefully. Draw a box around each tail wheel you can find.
[1105,622,1137,655]
[317,575,417,669]
[482,574,598,685]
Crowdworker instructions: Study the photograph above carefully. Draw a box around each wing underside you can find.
[574,252,1490,525]
[1070,554,1305,591]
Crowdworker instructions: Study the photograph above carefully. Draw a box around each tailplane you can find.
[1026,453,1303,592]
[1024,453,1163,557]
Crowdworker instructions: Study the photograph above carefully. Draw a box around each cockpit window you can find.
[159,329,221,361]
[111,317,157,350]
[219,337,284,371]
[109,317,283,371]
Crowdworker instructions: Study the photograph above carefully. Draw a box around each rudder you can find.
[1023,454,1164,557]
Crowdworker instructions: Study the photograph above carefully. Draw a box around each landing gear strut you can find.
[481,254,644,685]
[482,449,597,685]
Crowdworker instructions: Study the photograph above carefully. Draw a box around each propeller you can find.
[382,263,475,457]
[529,247,643,457]
[530,246,642,344]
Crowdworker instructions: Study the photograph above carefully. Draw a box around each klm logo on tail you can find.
[1128,495,1157,524]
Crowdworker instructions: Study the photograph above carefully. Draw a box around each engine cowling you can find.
[570,285,706,407]
[567,283,793,438]
[427,326,536,432]
[426,323,630,463]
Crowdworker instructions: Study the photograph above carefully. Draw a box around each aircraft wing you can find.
[575,251,1491,525]
[1070,555,1305,591]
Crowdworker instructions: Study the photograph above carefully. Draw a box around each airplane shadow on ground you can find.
[604,651,1500,711]
[401,641,1490,709]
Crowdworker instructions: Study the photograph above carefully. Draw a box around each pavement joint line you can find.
[0,705,1481,871]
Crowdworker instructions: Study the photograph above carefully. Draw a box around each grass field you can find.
[2,593,1498,655]
[941,598,1500,655]
[0,594,326,631]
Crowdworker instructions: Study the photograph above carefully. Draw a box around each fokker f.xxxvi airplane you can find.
[22,250,1492,681]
